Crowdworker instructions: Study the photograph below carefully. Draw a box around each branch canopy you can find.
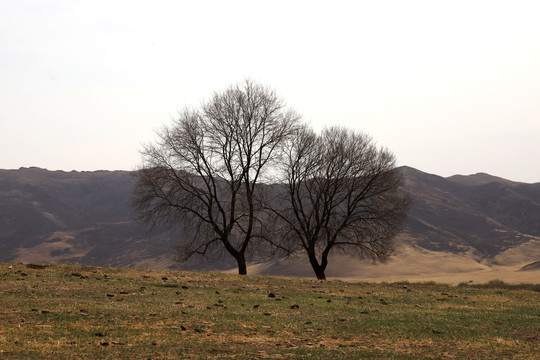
[269,126,411,279]
[132,80,300,273]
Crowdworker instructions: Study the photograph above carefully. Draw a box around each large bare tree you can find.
[270,126,411,280]
[132,80,299,275]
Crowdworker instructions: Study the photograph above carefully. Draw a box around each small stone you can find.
[100,341,109,346]
[106,294,115,298]
[253,304,260,309]
[182,285,188,289]
[268,293,276,298]
[290,304,300,309]
[180,325,187,331]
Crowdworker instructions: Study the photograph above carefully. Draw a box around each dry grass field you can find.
[1,262,539,359]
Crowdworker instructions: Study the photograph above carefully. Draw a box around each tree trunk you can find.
[236,254,247,276]
[308,252,326,280]
[223,238,248,276]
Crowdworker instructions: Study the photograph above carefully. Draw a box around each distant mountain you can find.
[0,168,176,268]
[1,166,539,273]
[446,172,517,186]
[399,166,540,259]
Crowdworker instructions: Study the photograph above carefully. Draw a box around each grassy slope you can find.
[0,263,539,359]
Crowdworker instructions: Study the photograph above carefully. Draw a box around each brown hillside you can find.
[1,166,539,279]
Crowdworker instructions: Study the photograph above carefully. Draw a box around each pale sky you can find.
[1,1,539,183]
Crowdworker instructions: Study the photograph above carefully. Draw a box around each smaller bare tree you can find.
[132,80,299,275]
[269,126,411,280]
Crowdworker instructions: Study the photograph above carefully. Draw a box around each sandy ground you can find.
[337,264,540,285]
[15,233,540,285]
[247,241,540,285]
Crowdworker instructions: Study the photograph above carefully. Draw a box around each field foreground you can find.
[1,263,539,359]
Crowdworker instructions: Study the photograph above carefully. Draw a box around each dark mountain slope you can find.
[400,166,539,257]
[0,168,176,267]
[447,172,517,186]
[1,166,539,270]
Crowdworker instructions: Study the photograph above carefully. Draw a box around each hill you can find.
[1,166,539,282]
[0,168,176,268]
[520,260,540,271]
[446,172,517,186]
[399,166,540,257]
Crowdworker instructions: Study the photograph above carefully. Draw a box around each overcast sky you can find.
[1,1,539,183]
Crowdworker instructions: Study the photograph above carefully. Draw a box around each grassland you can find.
[1,263,539,359]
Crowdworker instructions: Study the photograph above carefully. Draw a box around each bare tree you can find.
[269,126,411,280]
[132,80,300,275]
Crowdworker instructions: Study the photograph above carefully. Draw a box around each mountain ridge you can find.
[1,166,539,280]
